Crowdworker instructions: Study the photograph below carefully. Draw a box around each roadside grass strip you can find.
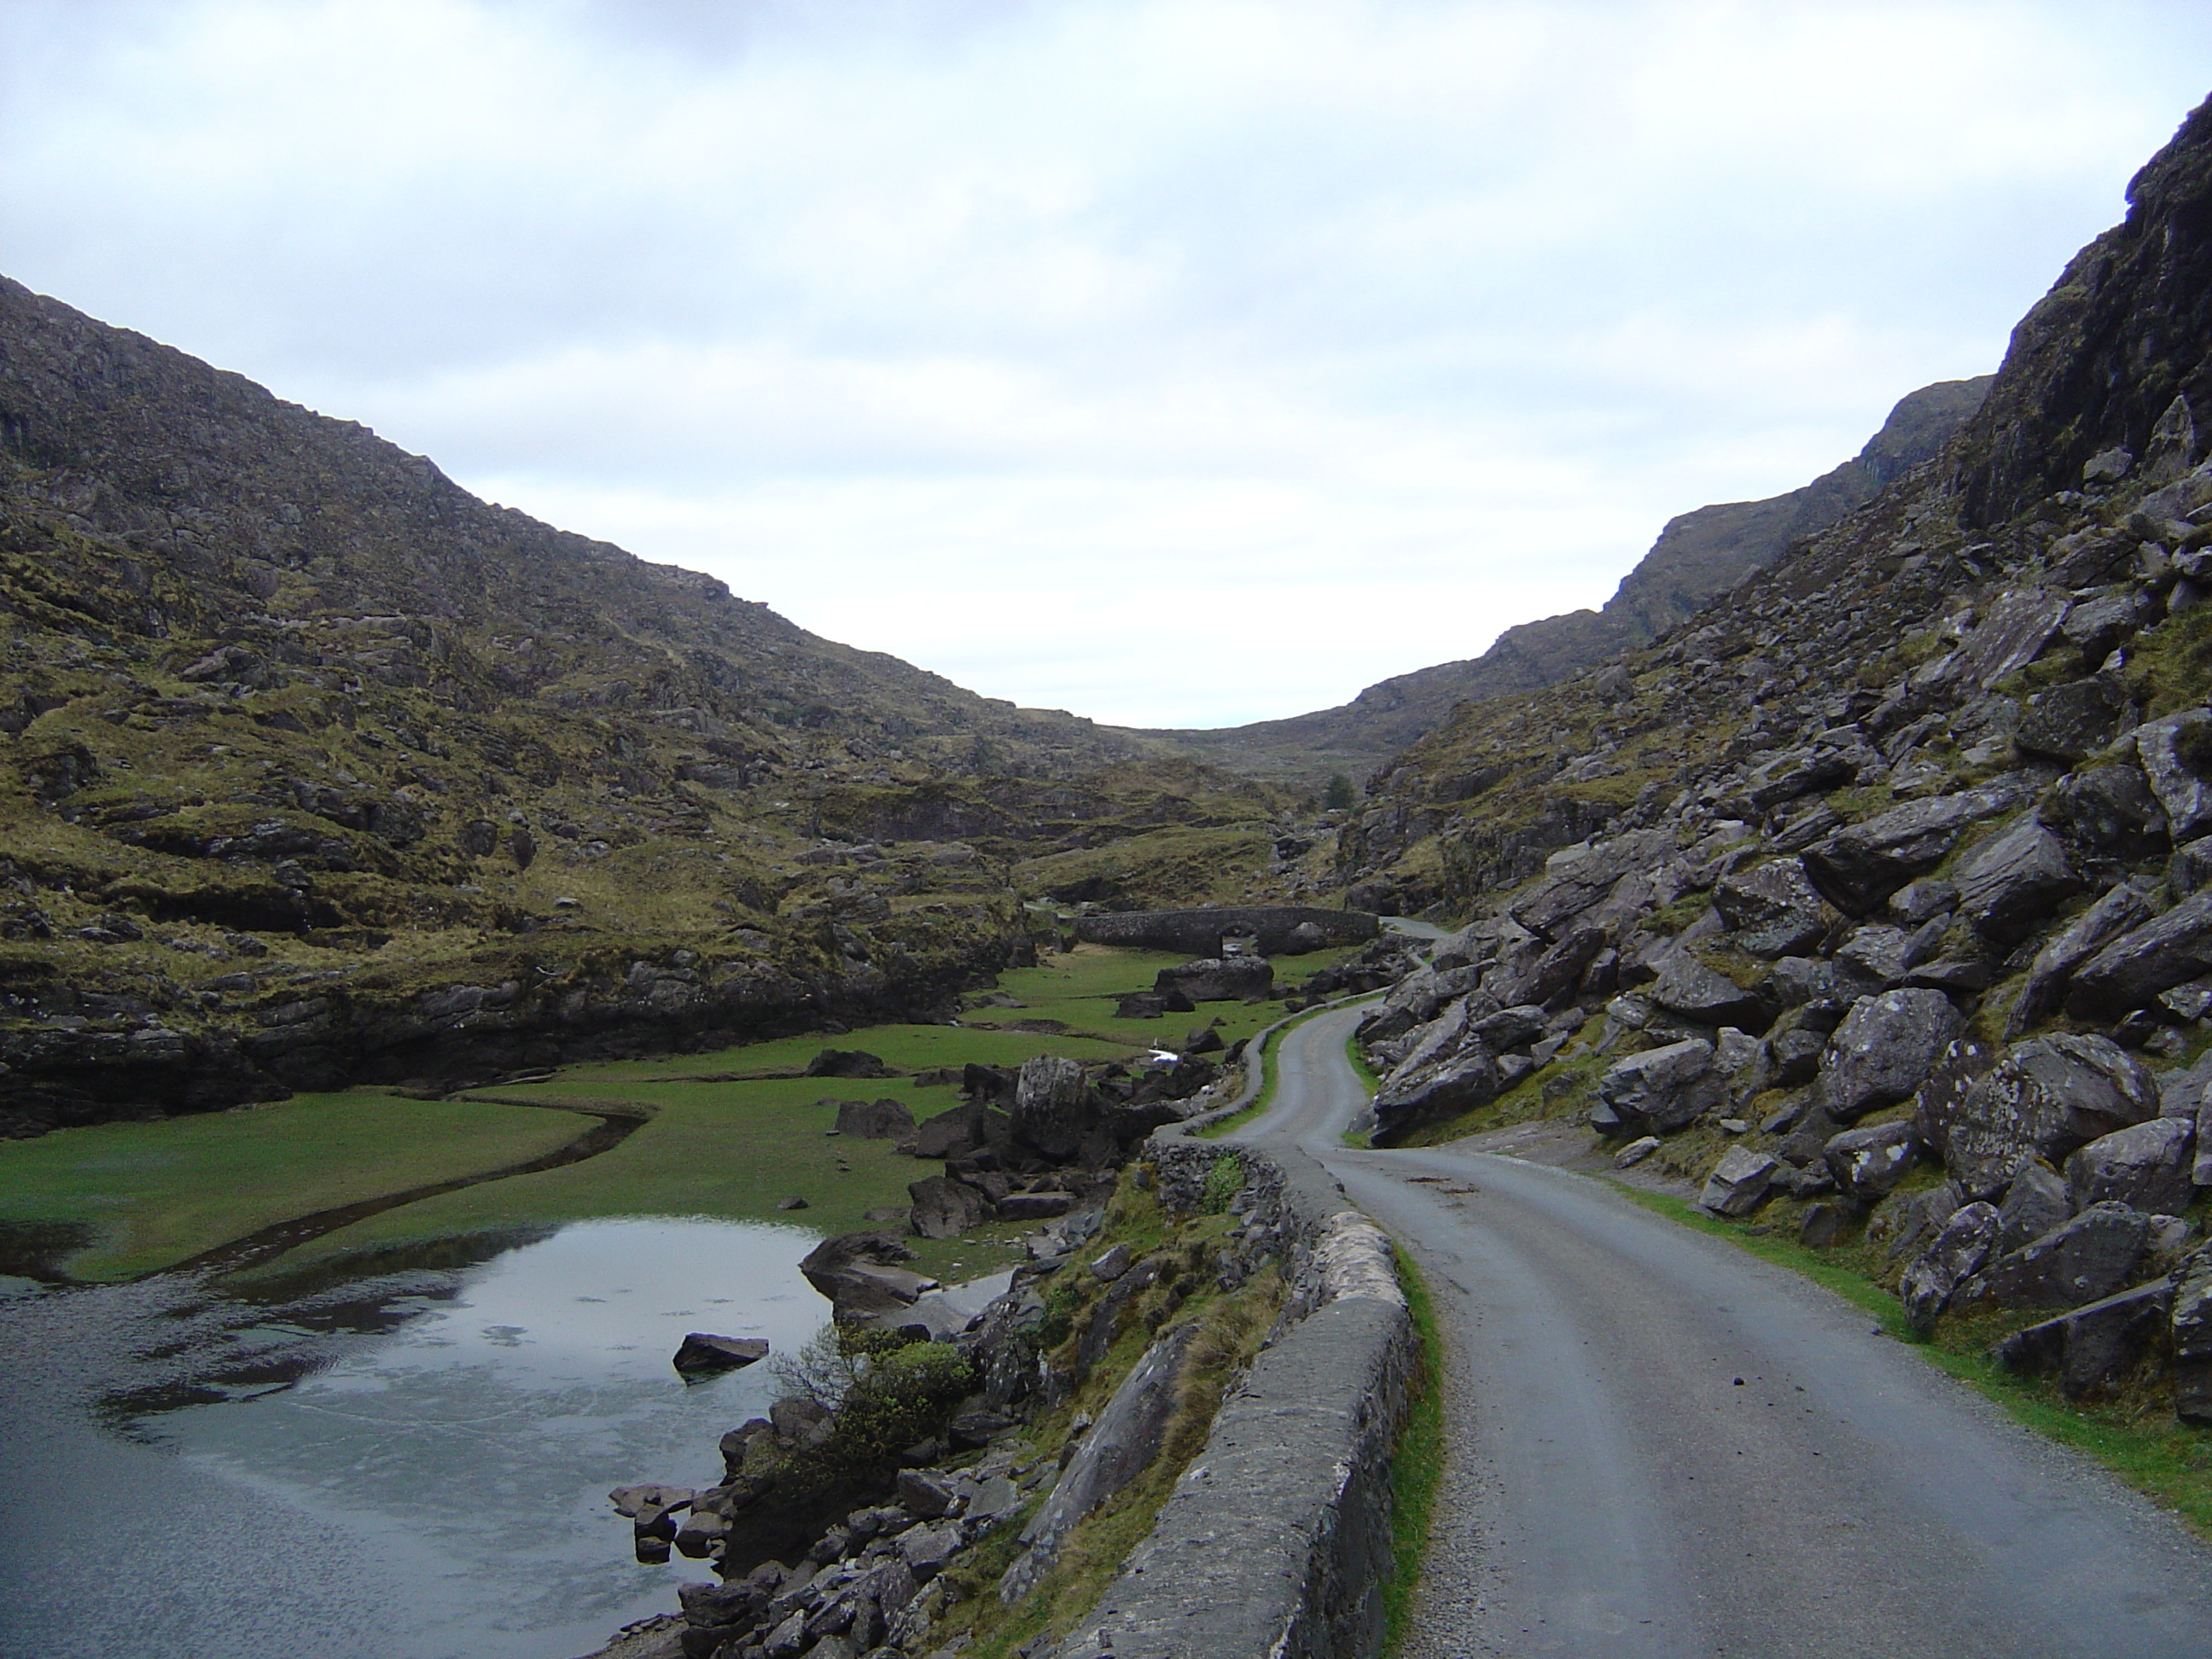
[1383,1243,1446,1658]
[1617,1185,2212,1536]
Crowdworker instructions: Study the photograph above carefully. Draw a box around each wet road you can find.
[1231,1004,2212,1657]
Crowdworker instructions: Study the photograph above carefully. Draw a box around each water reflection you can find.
[0,1218,830,1659]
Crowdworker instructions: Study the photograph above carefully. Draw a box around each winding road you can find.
[1231,1003,2212,1657]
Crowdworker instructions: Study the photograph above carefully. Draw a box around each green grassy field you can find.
[0,944,1352,1283]
[0,1091,585,1280]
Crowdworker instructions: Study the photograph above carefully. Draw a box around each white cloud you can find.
[3,0,2209,728]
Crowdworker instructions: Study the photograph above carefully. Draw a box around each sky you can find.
[2,3,2210,730]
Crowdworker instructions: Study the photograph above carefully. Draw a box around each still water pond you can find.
[0,1218,831,1659]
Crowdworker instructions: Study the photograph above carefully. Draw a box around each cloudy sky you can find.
[3,2,2210,728]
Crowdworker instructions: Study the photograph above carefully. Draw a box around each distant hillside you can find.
[0,275,1289,1133]
[1155,375,1992,785]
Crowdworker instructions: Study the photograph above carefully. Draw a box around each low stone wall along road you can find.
[1232,1004,2212,1657]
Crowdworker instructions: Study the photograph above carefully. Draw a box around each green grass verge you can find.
[1615,1184,2212,1535]
[0,1091,584,1280]
[1383,1243,1444,1657]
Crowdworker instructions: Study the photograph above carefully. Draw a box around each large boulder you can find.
[799,1232,938,1320]
[1817,988,1964,1124]
[2008,881,2157,1034]
[1979,1202,2151,1308]
[1801,779,2028,913]
[834,1097,917,1138]
[898,1102,1004,1161]
[1959,587,2071,687]
[2064,1116,2196,1216]
[1908,1037,1997,1156]
[1943,1035,2160,1198]
[1950,816,2081,947]
[1371,1047,1503,1144]
[1155,957,1273,1003]
[1508,829,1679,939]
[908,1174,992,1239]
[1644,946,1769,1029]
[2064,889,2212,1020]
[1593,1039,1722,1134]
[2016,678,2127,762]
[1995,1161,2073,1252]
[1712,857,1837,958]
[1900,1201,2001,1331]
[1822,1121,1921,1201]
[2174,1249,2212,1424]
[806,1048,899,1079]
[2133,708,2212,842]
[1011,1056,1097,1160]
[1994,1278,2174,1400]
[2044,762,2169,861]
[1700,1147,1779,1217]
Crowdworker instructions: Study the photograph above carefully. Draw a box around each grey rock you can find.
[897,1521,963,1578]
[1866,1182,1964,1266]
[1800,1202,1853,1248]
[1087,1243,1132,1282]
[2174,1249,2212,1424]
[1959,588,2071,688]
[907,1175,991,1240]
[998,1322,1199,1602]
[1508,829,1679,939]
[2016,678,2128,761]
[1645,945,1767,1027]
[894,1469,958,1519]
[1817,988,1964,1123]
[2045,762,2169,861]
[1594,1039,1722,1134]
[1995,1278,2173,1400]
[2065,888,2212,1021]
[1946,1035,2160,1198]
[1834,924,1912,986]
[1713,857,1837,958]
[1823,1121,1921,1201]
[1613,1135,1661,1168]
[1889,877,1960,924]
[1982,1202,2151,1308]
[1909,1037,1997,1156]
[1802,777,2029,912]
[799,1232,935,1319]
[2135,708,2212,844]
[1951,816,2081,946]
[2011,881,2158,1035]
[2061,589,2154,663]
[1997,1161,2074,1253]
[1900,1201,2002,1331]
[2065,1115,2196,1216]
[1699,1147,1779,1217]
[1467,1004,1549,1051]
[1155,957,1273,1003]
[835,1097,917,1138]
[1012,1055,1093,1160]
[1371,1044,1502,1144]
[672,1333,770,1377]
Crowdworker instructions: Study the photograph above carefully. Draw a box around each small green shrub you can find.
[1200,1153,1246,1214]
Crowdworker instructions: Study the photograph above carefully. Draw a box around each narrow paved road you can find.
[1231,1005,2212,1657]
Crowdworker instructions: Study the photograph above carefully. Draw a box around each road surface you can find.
[1231,1004,2212,1657]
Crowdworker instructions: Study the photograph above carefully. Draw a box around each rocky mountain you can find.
[1158,375,1991,785]
[0,276,1292,1136]
[1328,94,2212,1417]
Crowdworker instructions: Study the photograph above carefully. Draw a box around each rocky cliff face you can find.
[1330,94,2212,1416]
[1156,376,1990,785]
[0,277,1286,1136]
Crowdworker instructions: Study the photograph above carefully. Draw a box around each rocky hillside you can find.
[1335,95,2212,1417]
[0,276,1296,1137]
[1155,376,1990,786]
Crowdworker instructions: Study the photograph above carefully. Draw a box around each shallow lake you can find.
[0,1217,834,1659]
